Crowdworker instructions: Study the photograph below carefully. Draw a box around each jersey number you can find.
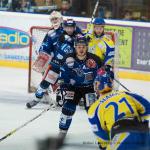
[105,97,134,120]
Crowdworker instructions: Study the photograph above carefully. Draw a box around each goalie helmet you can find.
[94,68,113,94]
[49,11,63,29]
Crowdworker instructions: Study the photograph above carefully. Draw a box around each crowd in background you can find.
[0,0,149,22]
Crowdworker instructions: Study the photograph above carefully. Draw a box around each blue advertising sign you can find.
[0,27,30,49]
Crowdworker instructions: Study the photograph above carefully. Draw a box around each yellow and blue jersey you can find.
[88,90,150,148]
[86,24,115,66]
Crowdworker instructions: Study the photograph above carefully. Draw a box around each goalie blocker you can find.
[32,52,52,73]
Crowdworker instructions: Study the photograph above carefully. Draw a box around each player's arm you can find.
[39,32,53,54]
[103,46,115,67]
[75,25,83,33]
[126,92,150,120]
[88,105,109,149]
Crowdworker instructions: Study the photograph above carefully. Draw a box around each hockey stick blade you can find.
[0,107,50,142]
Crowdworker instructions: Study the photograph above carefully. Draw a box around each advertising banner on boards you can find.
[0,12,150,72]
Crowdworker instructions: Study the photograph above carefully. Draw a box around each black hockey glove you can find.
[103,65,114,80]
[97,142,106,150]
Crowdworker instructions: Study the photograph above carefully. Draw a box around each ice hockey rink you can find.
[0,67,150,150]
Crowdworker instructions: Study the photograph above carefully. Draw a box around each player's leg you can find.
[26,65,59,108]
[59,101,76,138]
[58,86,81,138]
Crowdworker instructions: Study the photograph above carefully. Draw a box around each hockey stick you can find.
[114,78,130,92]
[86,0,100,35]
[90,0,100,23]
[0,107,50,142]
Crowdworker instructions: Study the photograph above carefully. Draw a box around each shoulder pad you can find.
[64,35,72,41]
[48,29,56,38]
[102,35,115,48]
[66,57,75,68]
[47,29,55,35]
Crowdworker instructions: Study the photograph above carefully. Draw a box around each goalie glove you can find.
[32,52,52,73]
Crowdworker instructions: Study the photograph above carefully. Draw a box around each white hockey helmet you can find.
[49,11,63,29]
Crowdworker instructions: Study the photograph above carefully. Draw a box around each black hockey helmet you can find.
[74,36,88,46]
[63,19,76,27]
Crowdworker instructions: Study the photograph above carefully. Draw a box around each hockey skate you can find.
[26,93,57,109]
[26,98,41,108]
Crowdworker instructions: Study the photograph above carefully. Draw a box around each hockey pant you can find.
[59,86,96,131]
[107,118,150,150]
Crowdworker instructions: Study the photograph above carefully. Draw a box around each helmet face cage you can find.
[49,11,63,29]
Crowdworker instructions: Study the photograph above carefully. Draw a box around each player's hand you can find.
[100,65,114,79]
[57,79,64,85]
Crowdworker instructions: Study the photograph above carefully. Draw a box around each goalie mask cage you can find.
[28,26,119,93]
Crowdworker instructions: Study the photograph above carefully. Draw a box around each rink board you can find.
[0,12,150,81]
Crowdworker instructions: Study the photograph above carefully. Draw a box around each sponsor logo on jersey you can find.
[0,27,30,49]
[86,59,96,68]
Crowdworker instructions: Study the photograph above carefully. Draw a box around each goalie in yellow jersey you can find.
[88,68,150,150]
[86,18,115,67]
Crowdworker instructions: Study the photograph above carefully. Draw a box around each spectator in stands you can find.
[140,16,148,22]
[0,0,8,7]
[60,0,74,16]
[45,0,52,6]
[122,10,132,20]
[20,0,37,12]
[104,10,112,19]
[10,0,22,11]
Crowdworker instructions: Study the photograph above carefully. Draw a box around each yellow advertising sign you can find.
[105,25,133,68]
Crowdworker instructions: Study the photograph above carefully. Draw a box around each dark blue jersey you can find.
[39,27,63,55]
[60,52,102,87]
[38,26,83,69]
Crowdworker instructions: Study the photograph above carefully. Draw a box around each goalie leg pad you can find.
[59,101,76,130]
[43,68,59,85]
[32,52,52,73]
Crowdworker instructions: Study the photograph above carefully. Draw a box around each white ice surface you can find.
[0,67,150,150]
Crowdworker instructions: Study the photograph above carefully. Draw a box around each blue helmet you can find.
[63,19,76,27]
[94,68,113,94]
[74,36,88,46]
[93,18,105,25]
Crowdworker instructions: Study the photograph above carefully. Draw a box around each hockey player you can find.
[88,69,150,150]
[58,36,102,138]
[26,18,83,108]
[32,11,63,73]
[86,17,115,67]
